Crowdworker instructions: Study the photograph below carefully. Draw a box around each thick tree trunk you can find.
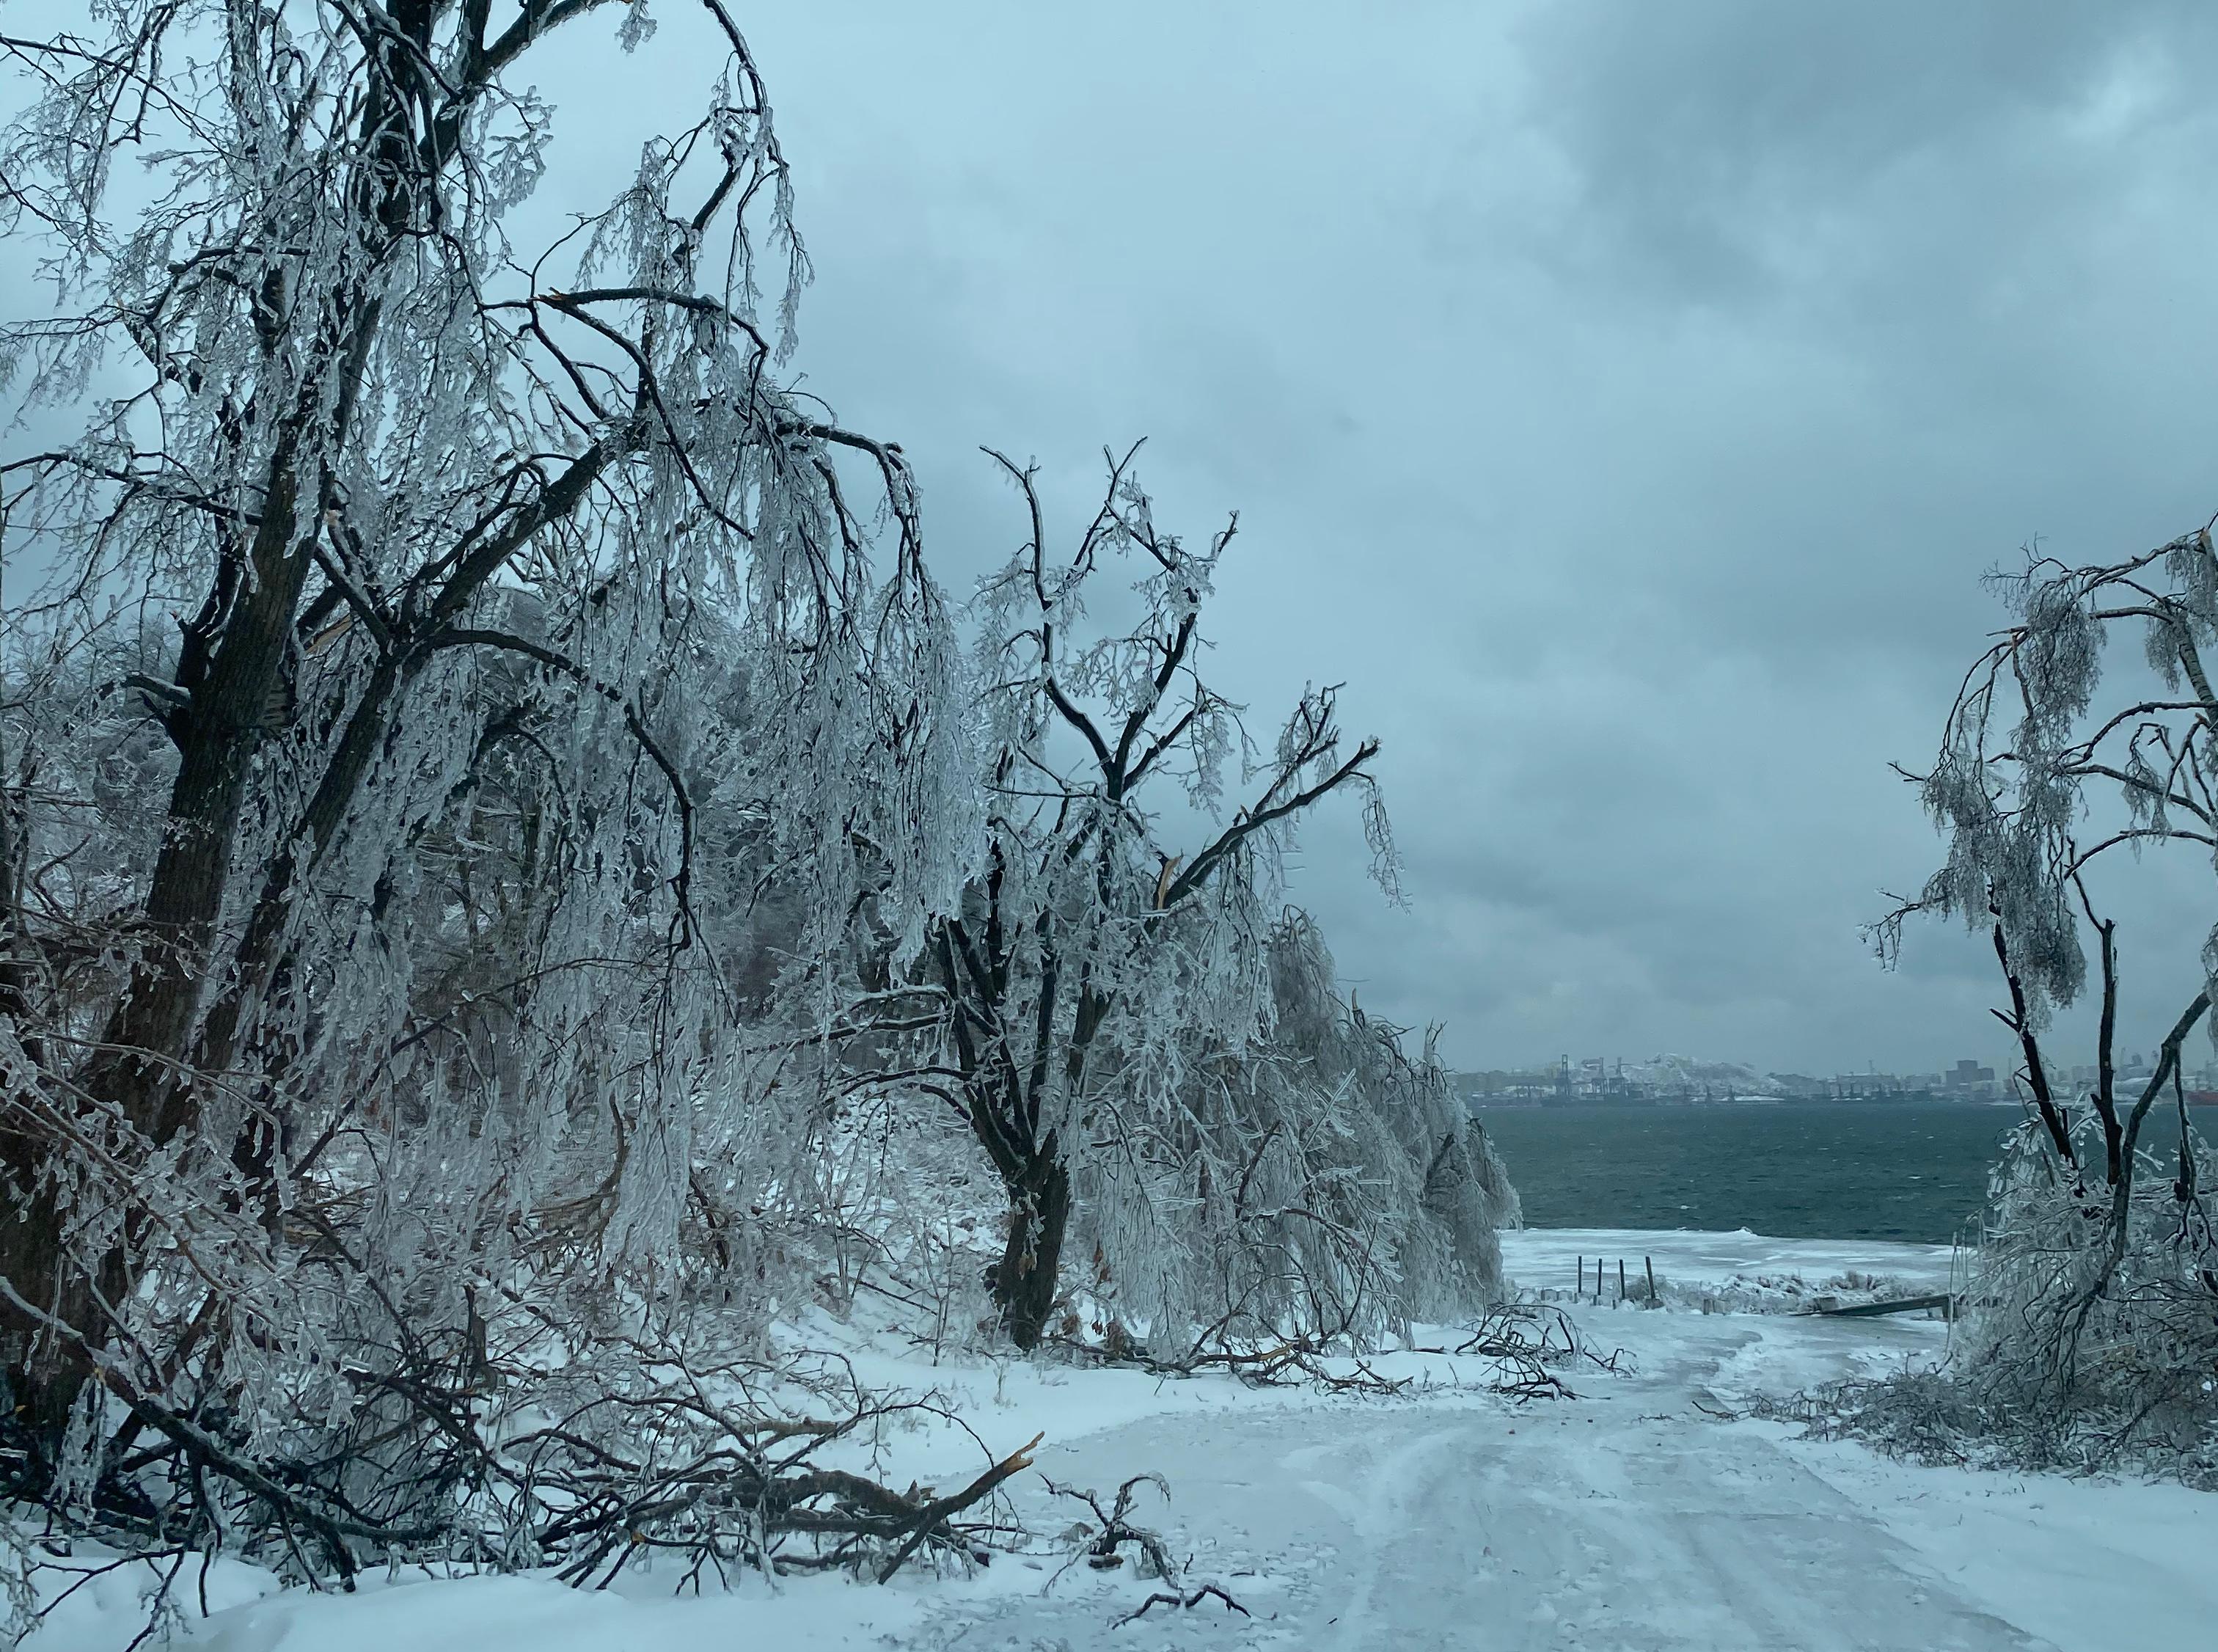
[994,1155,1071,1351]
[0,1159,108,1453]
[90,443,310,1139]
[0,445,310,1448]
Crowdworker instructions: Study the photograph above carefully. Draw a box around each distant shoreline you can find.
[1466,1092,2027,1110]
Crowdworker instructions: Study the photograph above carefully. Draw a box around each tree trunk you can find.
[89,441,310,1141]
[0,1161,109,1454]
[994,1154,1071,1351]
[0,445,309,1449]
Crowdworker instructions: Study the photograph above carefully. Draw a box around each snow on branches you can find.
[0,1,1517,1617]
[1880,525,2218,1477]
[886,448,1506,1351]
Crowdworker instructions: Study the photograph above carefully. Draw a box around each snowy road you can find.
[1069,1411,2032,1651]
[918,1317,2054,1651]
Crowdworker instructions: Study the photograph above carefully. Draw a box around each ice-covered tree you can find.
[900,448,1507,1349]
[0,0,972,1577]
[1881,528,2218,1469]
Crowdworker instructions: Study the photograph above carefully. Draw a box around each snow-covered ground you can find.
[1501,1224,1959,1298]
[32,1229,2212,1651]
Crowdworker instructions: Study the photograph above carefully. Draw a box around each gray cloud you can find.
[17,2,2216,1077]
[711,0,2218,1076]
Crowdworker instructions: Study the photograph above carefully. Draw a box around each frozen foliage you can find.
[0,0,981,1610]
[0,1,1516,1626]
[1873,530,2218,1479]
[1933,1117,2218,1483]
[1212,913,1518,1334]
[879,450,1509,1351]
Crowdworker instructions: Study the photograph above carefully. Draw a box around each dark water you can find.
[1471,1101,2197,1245]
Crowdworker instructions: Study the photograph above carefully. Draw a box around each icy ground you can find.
[34,1229,2214,1651]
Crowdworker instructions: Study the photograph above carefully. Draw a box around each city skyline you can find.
[1457,1045,2213,1104]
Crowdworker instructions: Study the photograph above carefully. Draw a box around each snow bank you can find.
[1500,1225,1959,1298]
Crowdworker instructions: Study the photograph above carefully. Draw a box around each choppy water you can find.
[1471,1100,2197,1245]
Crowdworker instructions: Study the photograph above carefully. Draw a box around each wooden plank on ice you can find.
[1803,1293,1955,1319]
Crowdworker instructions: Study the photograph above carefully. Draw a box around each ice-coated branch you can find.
[1879,515,2218,1469]
[0,0,979,1599]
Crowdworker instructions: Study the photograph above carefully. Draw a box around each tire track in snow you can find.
[1286,1425,1465,1651]
[915,1356,2065,1651]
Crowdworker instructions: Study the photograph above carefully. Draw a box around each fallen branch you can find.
[1454,1302,1625,1398]
[875,1430,1042,1583]
[1111,1582,1251,1627]
[1800,1293,1954,1320]
[1041,1472,1175,1585]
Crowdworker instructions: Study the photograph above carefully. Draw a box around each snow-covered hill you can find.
[1619,1053,1778,1095]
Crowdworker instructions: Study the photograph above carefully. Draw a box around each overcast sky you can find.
[676,1,2218,1078]
[23,1,2218,1078]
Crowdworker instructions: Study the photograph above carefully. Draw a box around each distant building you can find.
[1946,1059,1997,1100]
[1461,1051,2010,1109]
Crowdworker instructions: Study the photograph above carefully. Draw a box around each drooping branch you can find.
[1164,727,1380,910]
[429,627,700,950]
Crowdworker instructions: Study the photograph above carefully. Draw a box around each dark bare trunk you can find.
[1,442,309,1444]
[91,442,309,1136]
[994,1153,1070,1352]
[0,1165,108,1455]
